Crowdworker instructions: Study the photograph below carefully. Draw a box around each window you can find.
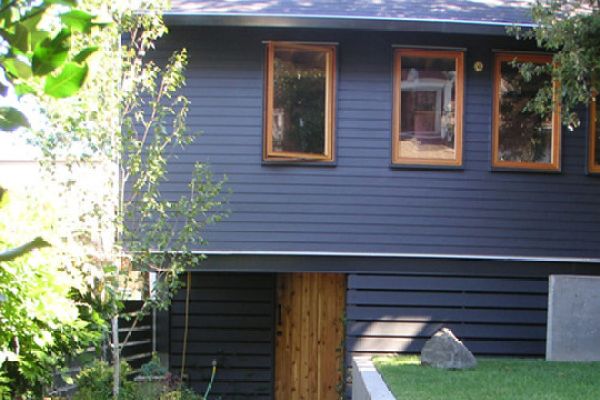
[263,42,336,162]
[589,94,600,173]
[392,49,464,167]
[492,53,561,171]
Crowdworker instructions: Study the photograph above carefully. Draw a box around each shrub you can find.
[72,360,136,400]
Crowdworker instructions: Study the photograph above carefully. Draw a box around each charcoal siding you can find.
[156,26,600,259]
[169,273,275,400]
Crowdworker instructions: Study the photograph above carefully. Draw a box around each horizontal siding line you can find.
[195,239,589,252]
[346,304,547,311]
[349,288,548,295]
[172,167,592,183]
[171,352,272,357]
[350,272,547,279]
[201,215,598,228]
[347,320,547,327]
[350,274,547,281]
[169,366,273,371]
[138,181,600,196]
[200,223,600,237]
[152,186,600,204]
[220,197,600,210]
[170,340,272,344]
[202,225,600,240]
[347,334,546,341]
[196,240,593,253]
[170,312,272,317]
[206,210,597,225]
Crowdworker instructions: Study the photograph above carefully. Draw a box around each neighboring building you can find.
[154,1,600,399]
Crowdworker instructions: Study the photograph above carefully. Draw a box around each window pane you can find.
[399,56,457,160]
[272,49,326,155]
[497,61,553,163]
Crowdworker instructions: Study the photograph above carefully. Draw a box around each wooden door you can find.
[275,273,346,400]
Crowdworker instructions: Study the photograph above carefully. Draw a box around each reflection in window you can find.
[493,53,560,171]
[264,42,335,161]
[392,50,463,166]
[589,94,600,173]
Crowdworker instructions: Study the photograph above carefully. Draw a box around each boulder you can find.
[420,328,477,369]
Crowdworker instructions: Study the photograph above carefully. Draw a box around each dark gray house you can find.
[155,1,600,399]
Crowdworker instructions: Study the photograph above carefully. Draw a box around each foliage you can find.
[29,0,226,395]
[138,353,168,378]
[0,1,107,397]
[374,355,600,400]
[158,387,203,400]
[0,0,105,131]
[510,0,600,128]
[31,0,226,309]
[1,0,224,395]
[73,359,204,400]
[0,187,105,399]
[72,360,137,400]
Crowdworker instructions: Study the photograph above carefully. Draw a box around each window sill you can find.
[491,164,562,174]
[262,159,337,167]
[390,163,464,171]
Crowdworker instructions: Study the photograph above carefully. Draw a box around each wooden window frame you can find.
[588,95,600,173]
[263,41,336,162]
[492,53,561,172]
[392,49,465,167]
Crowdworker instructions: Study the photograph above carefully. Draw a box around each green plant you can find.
[0,188,105,399]
[510,0,600,129]
[159,387,203,400]
[72,360,137,400]
[138,354,168,378]
[9,0,225,396]
[0,0,105,131]
[0,1,106,394]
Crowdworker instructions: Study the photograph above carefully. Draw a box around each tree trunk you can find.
[112,315,120,399]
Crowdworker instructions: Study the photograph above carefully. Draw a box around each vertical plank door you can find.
[275,273,346,400]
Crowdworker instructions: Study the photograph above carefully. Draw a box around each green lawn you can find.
[373,355,600,400]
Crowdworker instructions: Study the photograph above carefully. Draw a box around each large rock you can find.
[420,328,477,369]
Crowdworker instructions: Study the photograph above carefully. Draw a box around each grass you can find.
[373,355,600,400]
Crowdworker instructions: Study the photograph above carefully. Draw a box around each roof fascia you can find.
[162,13,534,36]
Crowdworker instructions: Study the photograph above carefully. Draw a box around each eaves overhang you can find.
[162,13,535,36]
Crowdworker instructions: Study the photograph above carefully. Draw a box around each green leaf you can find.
[3,57,32,79]
[30,30,50,50]
[14,82,35,96]
[11,23,29,53]
[0,107,29,131]
[32,29,71,76]
[60,10,94,33]
[0,6,18,29]
[45,0,78,5]
[44,62,88,98]
[73,46,98,63]
[19,8,45,31]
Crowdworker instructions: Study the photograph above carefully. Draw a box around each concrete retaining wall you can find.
[547,275,600,361]
[351,357,395,400]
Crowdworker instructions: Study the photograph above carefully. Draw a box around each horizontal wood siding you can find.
[169,273,275,399]
[347,272,550,357]
[154,26,600,259]
[119,301,154,369]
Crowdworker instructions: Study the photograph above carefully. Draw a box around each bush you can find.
[73,359,204,400]
[72,360,136,400]
[138,354,168,378]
